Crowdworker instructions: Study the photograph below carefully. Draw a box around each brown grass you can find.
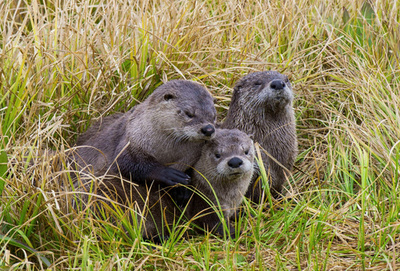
[1,0,400,269]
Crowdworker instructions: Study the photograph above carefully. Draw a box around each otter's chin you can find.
[227,168,252,177]
[192,133,216,141]
[172,130,215,142]
[229,172,245,177]
[259,96,291,112]
[274,96,291,104]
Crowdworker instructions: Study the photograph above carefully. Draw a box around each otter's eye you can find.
[164,94,175,101]
[185,111,194,118]
[245,150,249,155]
[254,81,263,86]
[215,153,221,159]
[234,82,245,91]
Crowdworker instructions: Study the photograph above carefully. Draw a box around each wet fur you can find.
[73,80,217,187]
[186,128,255,236]
[90,129,255,240]
[222,71,298,202]
[91,177,178,241]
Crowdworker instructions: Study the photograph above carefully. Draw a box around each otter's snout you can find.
[228,157,243,168]
[201,124,215,137]
[270,79,286,90]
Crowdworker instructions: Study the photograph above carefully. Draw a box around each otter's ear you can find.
[163,93,175,101]
[234,84,242,92]
[247,133,255,140]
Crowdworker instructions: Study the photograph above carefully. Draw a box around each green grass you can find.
[1,0,400,269]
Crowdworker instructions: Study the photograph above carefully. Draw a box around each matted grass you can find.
[1,0,400,269]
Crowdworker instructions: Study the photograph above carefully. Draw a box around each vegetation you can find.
[1,0,400,269]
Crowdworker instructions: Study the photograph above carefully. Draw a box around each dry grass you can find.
[1,0,400,270]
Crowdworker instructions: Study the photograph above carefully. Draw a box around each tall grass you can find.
[1,0,400,269]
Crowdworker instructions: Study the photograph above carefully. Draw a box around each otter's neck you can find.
[189,174,249,219]
[223,103,296,169]
[224,100,294,133]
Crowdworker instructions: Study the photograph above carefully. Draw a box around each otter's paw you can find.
[149,167,190,186]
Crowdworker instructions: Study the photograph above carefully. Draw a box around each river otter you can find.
[186,128,254,236]
[91,128,255,240]
[73,80,217,187]
[222,71,297,202]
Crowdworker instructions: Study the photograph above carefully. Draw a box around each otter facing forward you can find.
[222,71,297,202]
[93,128,255,240]
[74,80,217,187]
[186,128,255,236]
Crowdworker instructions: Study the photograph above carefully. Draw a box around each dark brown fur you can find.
[73,80,217,187]
[90,177,178,241]
[90,129,255,240]
[222,71,297,202]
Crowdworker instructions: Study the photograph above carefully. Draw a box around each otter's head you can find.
[199,129,255,184]
[231,71,293,114]
[148,80,217,141]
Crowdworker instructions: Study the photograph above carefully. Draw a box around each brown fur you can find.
[89,177,178,241]
[222,71,297,202]
[90,128,255,240]
[73,80,217,187]
[186,128,254,236]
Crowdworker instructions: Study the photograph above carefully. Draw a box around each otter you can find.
[73,80,217,187]
[91,128,255,240]
[222,71,297,202]
[185,128,254,236]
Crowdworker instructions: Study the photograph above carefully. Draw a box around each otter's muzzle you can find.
[228,157,243,168]
[270,79,286,90]
[201,124,215,137]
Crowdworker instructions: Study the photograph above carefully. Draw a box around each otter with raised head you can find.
[93,128,255,240]
[222,71,297,202]
[74,80,217,187]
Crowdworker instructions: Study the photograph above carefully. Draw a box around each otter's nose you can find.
[228,157,243,168]
[270,80,285,90]
[201,124,215,137]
